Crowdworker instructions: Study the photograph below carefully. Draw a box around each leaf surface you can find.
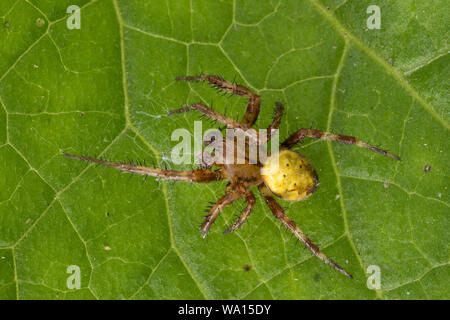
[0,0,448,299]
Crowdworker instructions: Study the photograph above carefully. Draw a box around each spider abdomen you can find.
[261,149,319,201]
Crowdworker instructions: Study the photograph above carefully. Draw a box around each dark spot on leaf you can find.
[36,18,45,27]
[424,164,431,173]
[243,264,251,271]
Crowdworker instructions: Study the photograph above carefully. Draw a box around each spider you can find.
[64,74,400,279]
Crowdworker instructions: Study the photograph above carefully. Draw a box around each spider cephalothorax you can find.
[64,74,399,279]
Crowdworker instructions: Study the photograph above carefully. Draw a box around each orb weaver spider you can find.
[64,74,400,279]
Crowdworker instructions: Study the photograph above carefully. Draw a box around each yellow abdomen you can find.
[261,149,319,201]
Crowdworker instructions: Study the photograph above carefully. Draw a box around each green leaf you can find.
[0,0,448,300]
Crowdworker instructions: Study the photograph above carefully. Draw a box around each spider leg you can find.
[201,185,244,237]
[63,153,222,182]
[169,102,248,131]
[223,190,256,234]
[258,185,353,279]
[281,128,400,160]
[169,103,263,146]
[266,102,284,141]
[175,74,261,126]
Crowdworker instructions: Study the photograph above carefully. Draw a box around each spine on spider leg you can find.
[63,153,221,182]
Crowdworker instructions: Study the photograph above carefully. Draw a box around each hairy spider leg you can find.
[169,103,266,148]
[266,102,284,140]
[175,74,261,126]
[168,102,248,131]
[169,101,282,147]
[63,153,222,182]
[281,128,400,160]
[201,185,244,237]
[223,190,256,234]
[259,185,353,279]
